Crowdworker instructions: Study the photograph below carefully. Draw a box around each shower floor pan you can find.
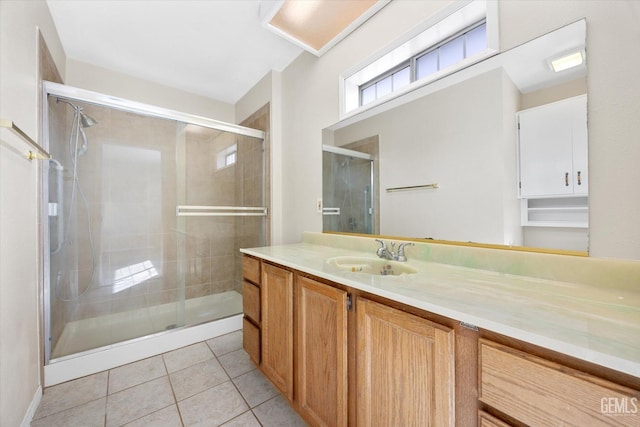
[51,291,242,360]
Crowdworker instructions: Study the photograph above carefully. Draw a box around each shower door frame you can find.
[41,81,267,365]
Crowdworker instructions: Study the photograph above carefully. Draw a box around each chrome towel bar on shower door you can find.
[176,205,268,217]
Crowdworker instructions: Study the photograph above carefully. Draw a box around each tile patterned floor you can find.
[31,331,307,426]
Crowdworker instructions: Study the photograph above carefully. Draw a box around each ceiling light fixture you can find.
[548,50,585,72]
[260,0,390,56]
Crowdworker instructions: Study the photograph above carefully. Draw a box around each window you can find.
[216,144,237,169]
[341,0,498,118]
[225,151,236,167]
[360,22,487,107]
[360,64,411,106]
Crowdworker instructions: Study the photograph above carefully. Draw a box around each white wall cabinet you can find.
[517,95,588,198]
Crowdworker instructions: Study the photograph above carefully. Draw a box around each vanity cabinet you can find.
[243,256,456,426]
[241,256,261,365]
[517,95,588,198]
[260,262,294,400]
[242,255,639,426]
[356,297,456,426]
[479,339,640,426]
[296,276,348,427]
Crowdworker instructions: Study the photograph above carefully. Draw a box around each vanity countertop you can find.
[241,239,640,378]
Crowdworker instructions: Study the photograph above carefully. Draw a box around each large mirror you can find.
[322,19,588,254]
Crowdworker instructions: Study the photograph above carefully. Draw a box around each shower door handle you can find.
[322,207,341,215]
[49,159,65,254]
[176,205,268,217]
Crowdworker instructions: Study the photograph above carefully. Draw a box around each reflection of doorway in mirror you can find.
[322,139,379,235]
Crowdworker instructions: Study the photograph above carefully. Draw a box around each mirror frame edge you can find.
[323,231,589,257]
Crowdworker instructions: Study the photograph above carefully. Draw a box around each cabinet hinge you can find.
[346,293,353,311]
[460,321,479,331]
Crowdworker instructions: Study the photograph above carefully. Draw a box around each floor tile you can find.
[178,381,248,426]
[206,330,242,356]
[232,369,278,408]
[163,342,214,373]
[30,397,106,427]
[218,349,254,378]
[122,404,182,427]
[106,376,175,427]
[169,358,229,401]
[108,355,166,394]
[253,395,307,427]
[33,372,108,420]
[220,410,261,427]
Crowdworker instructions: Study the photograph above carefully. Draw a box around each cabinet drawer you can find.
[478,411,511,427]
[243,317,260,365]
[242,256,260,284]
[479,340,640,426]
[243,281,260,324]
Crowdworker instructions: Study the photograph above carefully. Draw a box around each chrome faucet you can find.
[375,239,414,262]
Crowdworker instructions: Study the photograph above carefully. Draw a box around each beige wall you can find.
[235,71,286,245]
[66,59,235,123]
[277,0,640,260]
[0,1,66,426]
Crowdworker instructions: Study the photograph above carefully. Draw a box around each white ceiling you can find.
[46,0,304,104]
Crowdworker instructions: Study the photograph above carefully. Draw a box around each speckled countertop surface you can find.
[241,235,640,378]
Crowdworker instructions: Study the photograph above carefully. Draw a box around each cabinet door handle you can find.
[577,171,582,185]
[565,172,569,187]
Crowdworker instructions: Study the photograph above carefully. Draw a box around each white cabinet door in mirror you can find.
[517,95,588,198]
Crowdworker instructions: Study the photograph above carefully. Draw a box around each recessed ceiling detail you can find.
[260,0,390,56]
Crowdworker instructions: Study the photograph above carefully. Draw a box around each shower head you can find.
[55,97,96,157]
[55,97,98,128]
[80,112,97,128]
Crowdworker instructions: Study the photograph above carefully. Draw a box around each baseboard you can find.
[20,385,42,427]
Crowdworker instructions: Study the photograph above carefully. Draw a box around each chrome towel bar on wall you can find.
[386,183,439,192]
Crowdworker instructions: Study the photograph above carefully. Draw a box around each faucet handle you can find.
[375,239,387,258]
[395,242,414,262]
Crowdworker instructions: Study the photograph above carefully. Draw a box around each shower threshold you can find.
[51,291,242,360]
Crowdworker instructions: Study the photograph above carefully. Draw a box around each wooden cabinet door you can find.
[356,298,455,427]
[296,276,348,427]
[261,263,294,400]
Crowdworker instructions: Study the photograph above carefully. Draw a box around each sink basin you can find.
[327,256,418,276]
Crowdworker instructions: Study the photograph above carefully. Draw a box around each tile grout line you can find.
[160,348,186,427]
[207,334,268,426]
[105,369,110,427]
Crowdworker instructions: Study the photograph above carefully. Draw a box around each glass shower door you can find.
[175,123,266,327]
[322,147,374,234]
[43,81,267,363]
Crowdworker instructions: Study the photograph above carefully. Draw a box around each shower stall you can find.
[42,82,266,382]
[322,145,375,234]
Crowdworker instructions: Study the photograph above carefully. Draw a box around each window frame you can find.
[359,20,487,107]
[340,0,499,120]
